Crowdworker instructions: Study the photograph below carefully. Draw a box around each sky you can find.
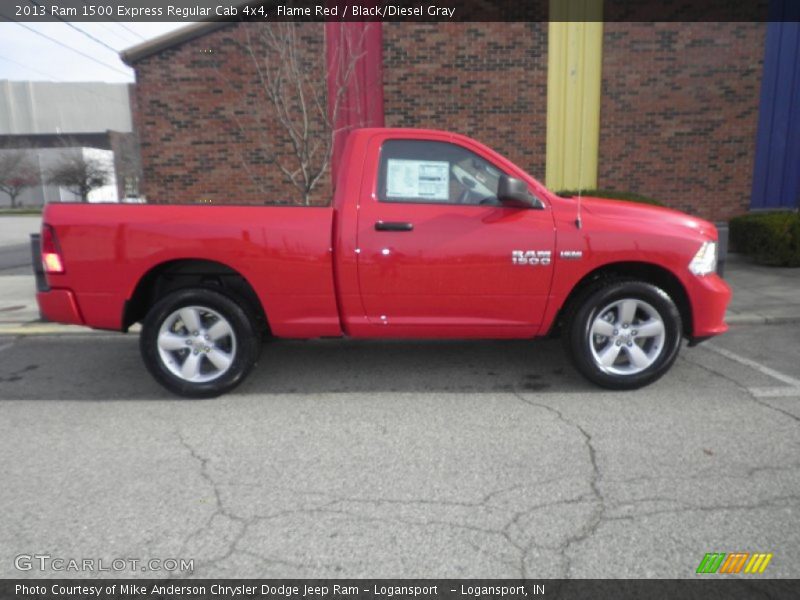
[0,22,187,83]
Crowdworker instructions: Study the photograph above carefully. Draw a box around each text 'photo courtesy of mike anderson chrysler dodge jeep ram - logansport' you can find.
[33,128,731,397]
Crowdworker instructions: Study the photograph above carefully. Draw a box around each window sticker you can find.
[386,159,449,200]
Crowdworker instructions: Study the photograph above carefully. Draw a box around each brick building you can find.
[121,19,796,221]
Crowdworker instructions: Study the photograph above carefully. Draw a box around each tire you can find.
[140,288,260,398]
[563,280,682,390]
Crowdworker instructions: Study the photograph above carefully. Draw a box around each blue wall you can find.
[751,1,800,210]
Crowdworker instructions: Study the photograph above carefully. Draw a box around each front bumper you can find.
[685,272,731,340]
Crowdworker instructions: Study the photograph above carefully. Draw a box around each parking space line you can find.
[705,343,800,387]
[0,341,14,353]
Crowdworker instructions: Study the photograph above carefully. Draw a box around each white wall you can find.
[0,81,132,135]
[0,146,118,207]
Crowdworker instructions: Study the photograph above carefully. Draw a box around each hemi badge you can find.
[560,250,583,260]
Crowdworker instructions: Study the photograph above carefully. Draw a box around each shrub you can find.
[729,211,800,267]
[555,189,664,207]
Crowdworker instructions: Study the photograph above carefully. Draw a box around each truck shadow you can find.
[244,338,593,395]
[0,336,594,401]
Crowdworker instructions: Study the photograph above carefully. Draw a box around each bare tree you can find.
[110,131,143,200]
[0,148,39,208]
[238,23,369,205]
[48,148,110,202]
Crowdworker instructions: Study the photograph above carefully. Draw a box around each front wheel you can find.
[140,288,259,398]
[564,280,683,390]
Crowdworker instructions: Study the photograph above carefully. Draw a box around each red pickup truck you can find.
[34,128,730,397]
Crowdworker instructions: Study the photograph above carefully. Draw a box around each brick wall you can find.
[131,22,764,219]
[382,22,548,180]
[132,23,330,205]
[598,22,766,221]
[132,22,549,205]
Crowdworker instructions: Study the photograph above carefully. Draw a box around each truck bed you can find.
[39,203,342,337]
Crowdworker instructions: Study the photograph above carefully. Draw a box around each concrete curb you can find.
[0,322,141,336]
[0,323,106,335]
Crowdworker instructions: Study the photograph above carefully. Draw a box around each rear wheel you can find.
[140,288,259,398]
[563,280,682,389]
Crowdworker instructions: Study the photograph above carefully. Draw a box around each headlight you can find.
[689,241,717,275]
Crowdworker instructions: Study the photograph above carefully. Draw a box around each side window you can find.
[377,140,508,206]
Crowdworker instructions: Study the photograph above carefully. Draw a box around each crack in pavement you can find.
[170,380,798,578]
[175,430,248,575]
[681,355,800,424]
[510,391,604,578]
[506,387,800,578]
[316,493,597,577]
[171,419,596,577]
[175,430,360,575]
[609,462,800,485]
[604,494,800,523]
[235,478,569,513]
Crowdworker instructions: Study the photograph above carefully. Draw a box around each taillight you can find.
[41,224,64,274]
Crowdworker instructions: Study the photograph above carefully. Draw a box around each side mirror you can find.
[497,175,543,209]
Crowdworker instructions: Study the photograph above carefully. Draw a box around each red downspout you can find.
[325,20,385,184]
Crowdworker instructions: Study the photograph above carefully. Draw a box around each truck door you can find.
[355,137,556,338]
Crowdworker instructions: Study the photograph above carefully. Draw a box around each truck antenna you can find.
[575,91,586,230]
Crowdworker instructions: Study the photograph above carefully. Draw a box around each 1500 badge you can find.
[512,250,552,265]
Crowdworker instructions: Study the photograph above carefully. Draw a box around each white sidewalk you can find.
[0,216,42,328]
[0,275,39,324]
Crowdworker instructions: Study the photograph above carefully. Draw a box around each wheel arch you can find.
[551,261,692,338]
[122,258,269,334]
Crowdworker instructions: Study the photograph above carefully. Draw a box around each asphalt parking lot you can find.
[1,216,798,579]
[1,323,799,579]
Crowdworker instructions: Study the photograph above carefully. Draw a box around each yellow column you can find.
[546,0,603,192]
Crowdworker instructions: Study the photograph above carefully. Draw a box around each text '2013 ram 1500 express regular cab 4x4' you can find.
[34,129,731,397]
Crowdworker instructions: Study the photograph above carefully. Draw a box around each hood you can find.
[578,196,718,240]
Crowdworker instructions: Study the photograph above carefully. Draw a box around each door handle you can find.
[375,221,414,232]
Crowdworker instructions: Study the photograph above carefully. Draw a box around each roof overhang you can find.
[120,21,236,65]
